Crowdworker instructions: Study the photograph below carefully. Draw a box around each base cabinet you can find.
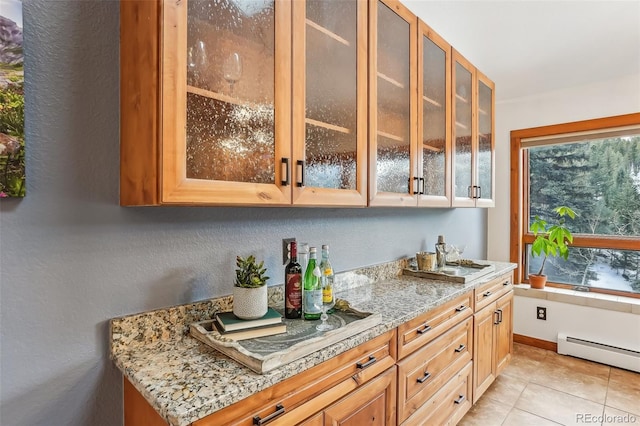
[473,290,513,402]
[321,366,397,426]
[123,279,514,426]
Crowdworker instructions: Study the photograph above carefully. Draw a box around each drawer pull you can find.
[483,291,492,298]
[417,371,432,383]
[453,395,466,405]
[253,404,285,425]
[356,355,377,369]
[503,280,511,286]
[455,305,467,312]
[417,324,432,334]
[454,344,466,353]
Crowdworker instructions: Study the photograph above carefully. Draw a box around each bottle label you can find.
[322,286,333,303]
[285,273,302,310]
[303,289,322,314]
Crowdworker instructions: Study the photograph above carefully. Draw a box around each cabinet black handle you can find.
[455,344,466,353]
[494,310,500,325]
[417,371,431,383]
[281,158,289,186]
[497,309,503,323]
[455,305,467,312]
[419,177,425,195]
[417,324,432,334]
[296,160,305,187]
[483,291,492,298]
[356,355,376,369]
[453,394,466,405]
[413,177,420,194]
[253,404,285,425]
[503,280,510,286]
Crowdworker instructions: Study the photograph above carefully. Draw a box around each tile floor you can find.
[460,343,640,426]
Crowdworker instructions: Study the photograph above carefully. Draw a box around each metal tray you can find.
[403,261,495,283]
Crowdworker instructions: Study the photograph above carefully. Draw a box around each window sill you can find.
[514,284,640,315]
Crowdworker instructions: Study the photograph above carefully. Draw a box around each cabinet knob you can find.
[281,158,290,186]
[253,404,285,425]
[356,355,377,369]
[417,324,432,334]
[296,160,305,187]
[417,371,431,383]
[453,394,466,405]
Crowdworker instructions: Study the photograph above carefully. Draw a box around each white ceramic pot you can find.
[233,285,268,320]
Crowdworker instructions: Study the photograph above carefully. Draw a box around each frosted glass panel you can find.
[186,94,275,183]
[376,1,410,194]
[305,0,358,190]
[186,0,276,183]
[454,62,472,198]
[422,36,447,196]
[478,80,492,199]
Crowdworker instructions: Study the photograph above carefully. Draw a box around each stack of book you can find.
[213,308,286,341]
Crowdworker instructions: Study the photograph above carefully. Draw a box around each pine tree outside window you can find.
[510,113,640,297]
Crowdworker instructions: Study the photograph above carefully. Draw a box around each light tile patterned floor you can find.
[460,343,640,426]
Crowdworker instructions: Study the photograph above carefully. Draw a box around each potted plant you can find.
[233,255,270,320]
[529,206,576,289]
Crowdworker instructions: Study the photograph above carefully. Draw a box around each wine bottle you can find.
[319,244,334,314]
[285,241,302,319]
[303,247,322,320]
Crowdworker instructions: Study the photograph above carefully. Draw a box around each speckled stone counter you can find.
[110,259,516,426]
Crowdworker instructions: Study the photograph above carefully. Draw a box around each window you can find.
[511,113,640,297]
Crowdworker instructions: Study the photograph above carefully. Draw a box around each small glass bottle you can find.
[319,245,335,313]
[284,241,302,319]
[298,243,310,278]
[435,235,446,269]
[303,247,322,320]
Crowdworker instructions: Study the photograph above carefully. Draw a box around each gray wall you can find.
[0,1,487,425]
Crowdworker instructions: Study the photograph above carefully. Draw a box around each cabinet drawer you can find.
[401,361,472,426]
[397,291,472,359]
[474,272,513,312]
[194,330,396,426]
[397,317,472,424]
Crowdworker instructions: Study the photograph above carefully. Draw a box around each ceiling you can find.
[403,0,640,102]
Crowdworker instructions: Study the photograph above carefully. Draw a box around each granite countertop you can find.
[110,259,516,426]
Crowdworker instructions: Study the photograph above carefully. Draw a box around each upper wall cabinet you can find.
[121,0,292,206]
[417,20,451,207]
[120,0,367,207]
[368,0,418,207]
[451,49,495,208]
[292,0,368,206]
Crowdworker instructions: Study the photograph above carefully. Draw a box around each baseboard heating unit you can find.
[557,333,640,372]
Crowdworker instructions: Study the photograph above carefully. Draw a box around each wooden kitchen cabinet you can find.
[322,366,397,426]
[451,49,495,208]
[291,0,368,206]
[368,0,418,207]
[473,289,513,402]
[397,317,472,424]
[416,20,452,207]
[121,0,368,207]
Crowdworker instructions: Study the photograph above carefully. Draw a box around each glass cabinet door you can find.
[417,20,451,207]
[292,0,367,206]
[160,0,292,205]
[369,0,417,207]
[451,50,476,207]
[476,71,495,207]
